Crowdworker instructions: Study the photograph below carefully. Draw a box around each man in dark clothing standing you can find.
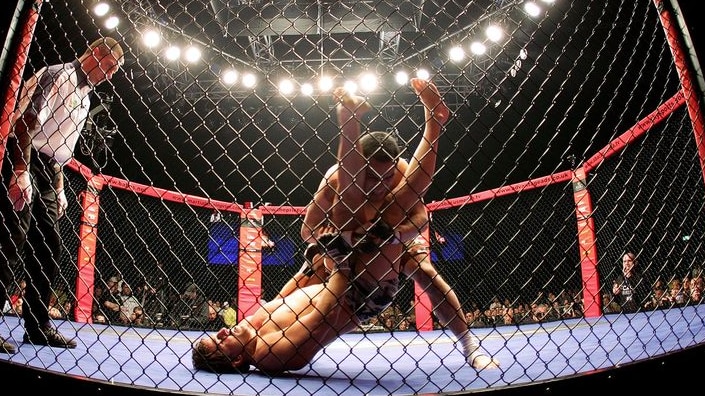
[0,37,124,353]
[612,252,649,313]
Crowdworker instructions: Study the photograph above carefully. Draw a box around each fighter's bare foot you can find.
[470,354,500,370]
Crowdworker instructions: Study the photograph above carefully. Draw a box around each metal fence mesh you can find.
[1,0,704,393]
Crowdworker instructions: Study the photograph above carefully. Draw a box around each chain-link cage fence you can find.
[1,0,704,394]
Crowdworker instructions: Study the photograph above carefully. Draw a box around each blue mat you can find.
[1,305,704,395]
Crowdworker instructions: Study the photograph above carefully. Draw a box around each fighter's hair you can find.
[191,338,251,374]
[359,131,401,163]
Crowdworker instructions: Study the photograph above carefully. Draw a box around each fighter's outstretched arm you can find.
[391,78,449,212]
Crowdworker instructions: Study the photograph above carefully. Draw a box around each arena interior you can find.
[1,0,704,394]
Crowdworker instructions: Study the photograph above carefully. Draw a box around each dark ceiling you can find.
[1,0,701,206]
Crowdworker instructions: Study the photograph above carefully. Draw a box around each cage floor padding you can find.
[1,304,704,395]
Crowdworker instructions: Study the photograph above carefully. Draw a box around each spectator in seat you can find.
[611,252,649,313]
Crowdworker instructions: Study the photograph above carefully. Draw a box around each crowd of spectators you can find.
[4,260,703,335]
[88,274,238,331]
[355,262,705,333]
[355,288,587,333]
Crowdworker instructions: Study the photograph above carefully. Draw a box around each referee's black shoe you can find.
[0,335,16,354]
[23,325,77,349]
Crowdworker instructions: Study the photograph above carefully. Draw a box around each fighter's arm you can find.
[11,108,37,173]
[391,78,449,212]
[284,87,372,298]
[275,250,327,299]
[275,270,311,300]
[395,200,429,243]
[284,88,369,296]
[257,268,352,370]
[276,89,367,322]
[301,165,337,243]
[330,87,370,230]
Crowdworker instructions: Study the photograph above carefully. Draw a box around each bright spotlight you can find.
[343,80,358,95]
[416,69,430,80]
[395,71,409,85]
[358,72,377,93]
[318,75,334,92]
[300,83,314,96]
[524,2,542,17]
[470,41,487,55]
[519,48,528,60]
[278,79,295,96]
[142,30,161,48]
[184,46,201,63]
[242,72,257,88]
[221,69,238,85]
[93,2,110,17]
[104,16,119,30]
[164,46,181,61]
[449,46,465,62]
[486,25,504,43]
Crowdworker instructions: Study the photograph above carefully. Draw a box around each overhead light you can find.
[449,45,465,62]
[278,79,295,96]
[93,2,110,17]
[300,83,314,96]
[221,69,238,85]
[358,72,377,93]
[395,70,409,85]
[486,25,504,43]
[104,16,119,30]
[470,41,487,55]
[142,30,161,48]
[524,2,542,17]
[416,69,430,80]
[241,72,257,88]
[343,80,358,95]
[184,46,202,63]
[164,46,181,61]
[318,75,334,92]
